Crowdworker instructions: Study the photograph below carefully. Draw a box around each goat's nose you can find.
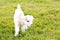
[31,24,33,25]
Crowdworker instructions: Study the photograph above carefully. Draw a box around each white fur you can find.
[22,15,34,32]
[14,4,34,36]
[25,15,34,26]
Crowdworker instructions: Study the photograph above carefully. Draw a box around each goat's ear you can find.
[33,17,34,19]
[24,16,27,20]
[33,17,34,20]
[31,16,34,20]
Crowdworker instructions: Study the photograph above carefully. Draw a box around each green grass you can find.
[0,0,60,40]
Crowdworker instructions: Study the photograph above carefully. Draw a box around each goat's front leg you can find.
[22,25,28,32]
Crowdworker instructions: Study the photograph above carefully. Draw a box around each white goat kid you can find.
[14,4,34,36]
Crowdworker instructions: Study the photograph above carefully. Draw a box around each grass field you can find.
[0,0,60,40]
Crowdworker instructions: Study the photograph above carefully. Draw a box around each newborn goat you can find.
[14,4,34,36]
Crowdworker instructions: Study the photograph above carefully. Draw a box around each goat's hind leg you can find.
[14,22,20,36]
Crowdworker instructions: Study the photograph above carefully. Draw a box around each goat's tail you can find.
[17,4,20,9]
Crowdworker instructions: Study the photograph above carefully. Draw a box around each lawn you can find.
[0,0,60,40]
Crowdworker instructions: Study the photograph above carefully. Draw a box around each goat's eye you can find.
[27,21,29,22]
